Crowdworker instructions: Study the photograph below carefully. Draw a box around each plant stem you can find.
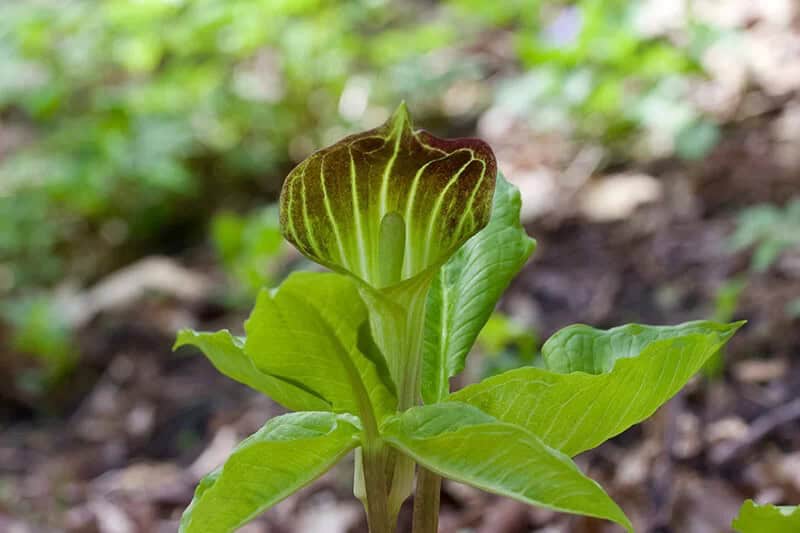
[365,224,438,530]
[343,299,396,533]
[362,443,395,533]
[412,467,441,533]
[360,275,432,518]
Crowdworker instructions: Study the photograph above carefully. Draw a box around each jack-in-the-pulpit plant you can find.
[176,104,743,533]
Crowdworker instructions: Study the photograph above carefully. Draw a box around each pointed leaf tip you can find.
[453,319,743,457]
[388,101,410,127]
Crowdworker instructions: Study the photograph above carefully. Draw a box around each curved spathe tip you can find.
[280,103,497,289]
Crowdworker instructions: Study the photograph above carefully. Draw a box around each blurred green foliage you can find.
[211,205,289,300]
[0,0,718,295]
[704,198,800,377]
[730,199,800,274]
[1,0,723,384]
[476,312,540,377]
[455,0,723,157]
[0,0,465,296]
[704,277,746,377]
[1,294,76,393]
[726,199,800,321]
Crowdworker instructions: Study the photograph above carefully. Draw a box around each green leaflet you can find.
[543,320,741,374]
[180,412,360,533]
[382,403,632,532]
[280,103,497,289]
[733,500,800,533]
[453,321,743,456]
[244,271,396,419]
[174,330,330,412]
[422,173,535,403]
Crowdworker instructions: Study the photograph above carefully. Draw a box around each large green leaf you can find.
[280,103,497,288]
[174,329,330,412]
[180,412,360,533]
[453,321,743,456]
[382,403,632,532]
[733,500,800,533]
[244,271,396,418]
[421,173,536,403]
[542,321,740,374]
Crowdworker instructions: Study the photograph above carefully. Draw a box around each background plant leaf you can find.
[244,271,396,418]
[180,412,360,533]
[422,173,536,403]
[174,329,330,412]
[382,402,632,532]
[732,500,800,533]
[453,321,743,456]
[542,320,740,374]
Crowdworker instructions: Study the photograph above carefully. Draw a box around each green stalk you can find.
[359,211,443,530]
[370,213,434,520]
[355,366,394,533]
[361,440,394,533]
[368,282,429,518]
[412,467,441,533]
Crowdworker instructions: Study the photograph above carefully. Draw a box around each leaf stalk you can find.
[412,467,442,533]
